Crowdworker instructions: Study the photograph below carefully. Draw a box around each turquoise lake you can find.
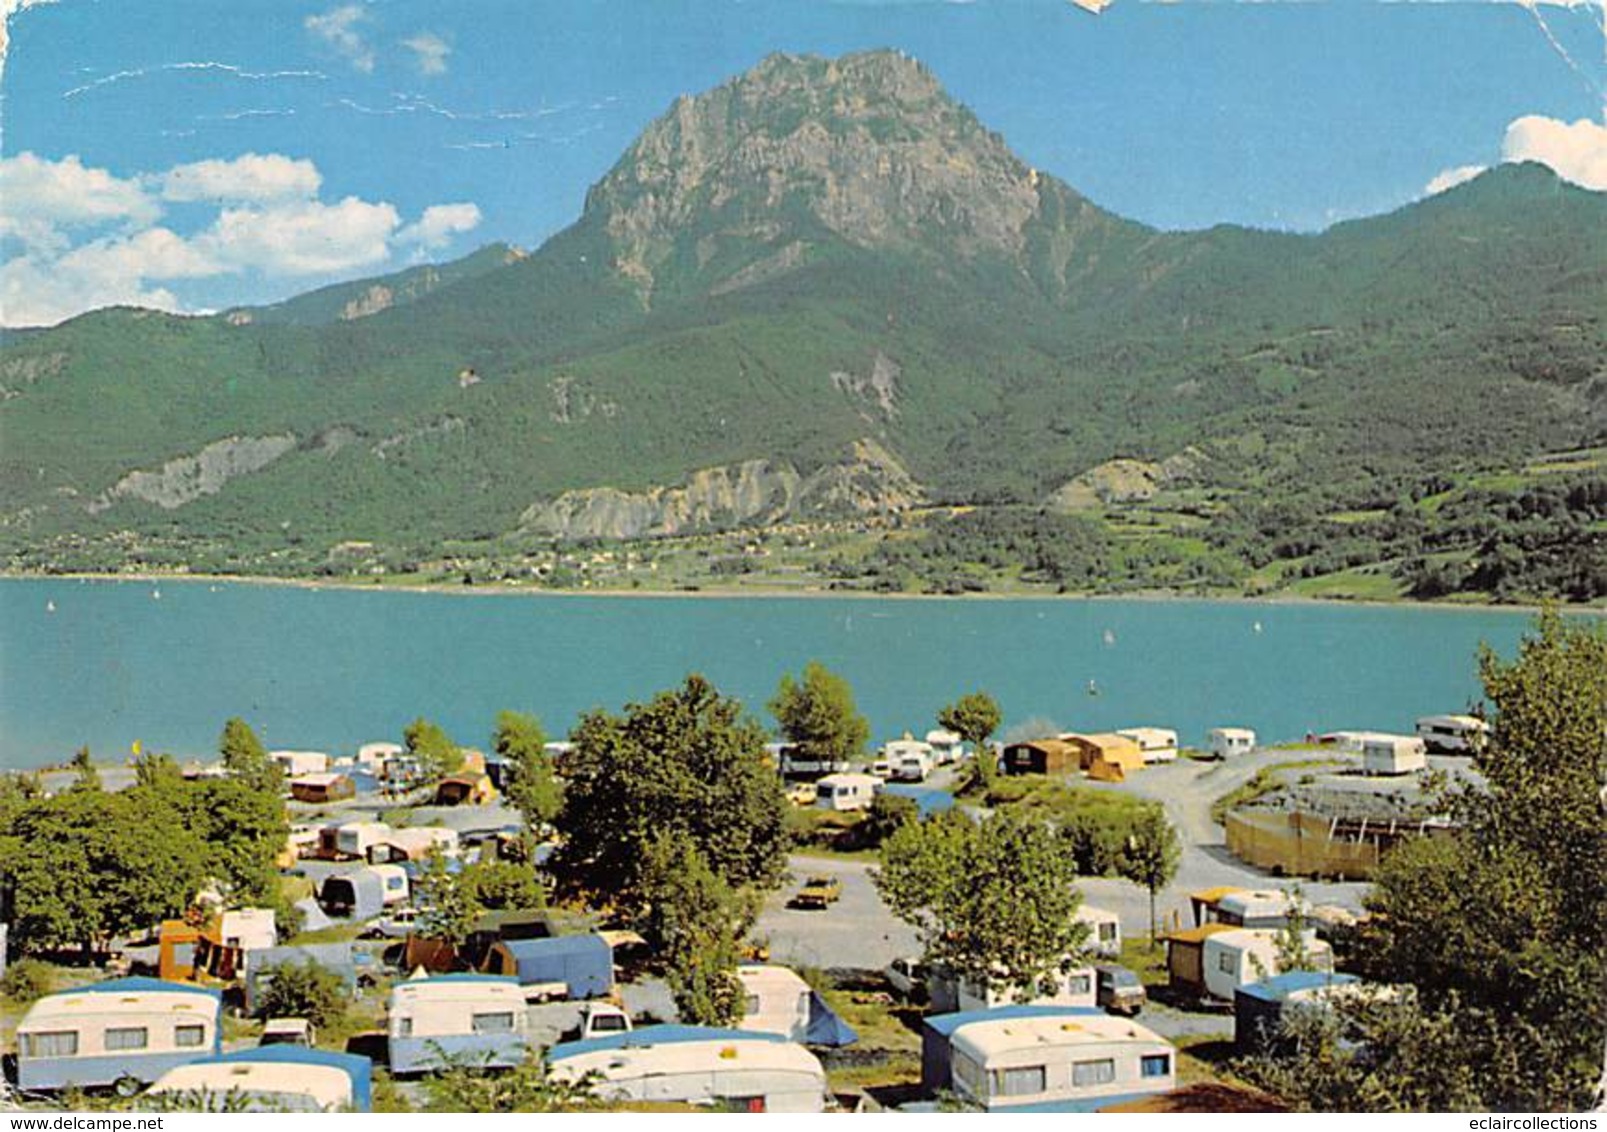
[0,578,1558,770]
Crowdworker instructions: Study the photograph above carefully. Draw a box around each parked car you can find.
[580,1003,632,1040]
[259,1018,315,1048]
[368,906,422,939]
[786,782,818,806]
[792,875,843,910]
[885,956,928,1000]
[1094,964,1147,1016]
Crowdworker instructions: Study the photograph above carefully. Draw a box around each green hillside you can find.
[1,50,1603,601]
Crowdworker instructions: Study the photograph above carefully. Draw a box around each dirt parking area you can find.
[757,855,921,972]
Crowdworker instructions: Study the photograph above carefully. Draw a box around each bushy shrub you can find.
[0,958,54,1004]
[254,961,348,1027]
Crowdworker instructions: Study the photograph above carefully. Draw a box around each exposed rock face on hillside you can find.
[830,350,901,419]
[341,284,400,321]
[1047,447,1209,510]
[583,50,1115,297]
[89,434,298,511]
[0,351,66,399]
[520,437,923,539]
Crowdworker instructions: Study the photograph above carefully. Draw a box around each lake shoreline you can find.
[4,569,1599,616]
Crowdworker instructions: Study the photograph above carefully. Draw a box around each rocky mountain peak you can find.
[583,49,1075,294]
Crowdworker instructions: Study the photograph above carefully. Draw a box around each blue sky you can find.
[1,0,1603,326]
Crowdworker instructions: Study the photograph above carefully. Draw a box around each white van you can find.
[1209,728,1256,759]
[925,730,965,765]
[1414,715,1490,755]
[884,738,934,783]
[814,772,881,812]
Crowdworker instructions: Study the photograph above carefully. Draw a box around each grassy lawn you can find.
[287,921,364,945]
[1173,1032,1244,1087]
[791,844,880,863]
[1118,936,1168,988]
[815,972,925,1103]
[1321,509,1388,525]
[1281,565,1404,601]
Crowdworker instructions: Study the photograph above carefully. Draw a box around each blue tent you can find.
[489,934,613,998]
[804,989,857,1047]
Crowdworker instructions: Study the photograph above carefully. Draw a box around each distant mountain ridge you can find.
[0,50,1602,584]
[223,242,527,327]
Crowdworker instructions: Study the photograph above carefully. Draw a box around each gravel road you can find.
[759,750,1374,977]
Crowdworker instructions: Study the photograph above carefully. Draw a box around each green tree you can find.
[1266,884,1317,976]
[0,788,206,956]
[553,675,788,909]
[414,848,479,948]
[405,717,464,780]
[939,692,1002,790]
[862,792,919,848]
[1237,992,1497,1111]
[492,711,561,834]
[463,860,545,912]
[255,961,349,1029]
[68,745,100,792]
[1246,612,1607,1110]
[1116,803,1181,943]
[184,777,290,904]
[132,751,186,795]
[639,832,750,1028]
[769,662,869,767]
[219,718,282,796]
[875,809,1089,1003]
[118,749,287,906]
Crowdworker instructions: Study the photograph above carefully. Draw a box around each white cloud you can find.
[200,197,402,276]
[1423,163,1488,196]
[0,150,484,326]
[402,31,451,77]
[305,4,374,74]
[1422,114,1607,198]
[0,227,211,328]
[0,152,158,247]
[58,227,221,282]
[161,153,322,203]
[397,202,482,249]
[1501,115,1607,191]
[0,256,181,328]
